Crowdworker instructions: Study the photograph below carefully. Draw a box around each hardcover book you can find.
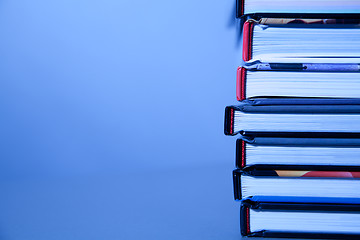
[242,20,360,63]
[236,66,360,100]
[236,136,360,169]
[237,0,360,17]
[233,168,360,200]
[224,98,360,136]
[240,196,360,238]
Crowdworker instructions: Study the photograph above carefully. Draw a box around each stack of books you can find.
[224,0,360,238]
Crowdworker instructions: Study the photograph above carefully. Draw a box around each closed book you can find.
[256,17,360,25]
[224,98,360,136]
[233,168,360,200]
[236,66,360,100]
[242,20,360,63]
[236,0,360,17]
[240,196,360,238]
[236,136,360,169]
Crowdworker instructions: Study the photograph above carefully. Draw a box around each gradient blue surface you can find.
[0,0,241,239]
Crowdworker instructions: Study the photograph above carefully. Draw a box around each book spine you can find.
[236,67,246,101]
[233,170,242,200]
[240,204,251,236]
[236,0,244,18]
[236,139,246,169]
[224,106,235,136]
[242,20,254,61]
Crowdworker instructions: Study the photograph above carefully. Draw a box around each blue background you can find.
[0,0,241,239]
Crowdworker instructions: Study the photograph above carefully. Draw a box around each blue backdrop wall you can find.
[0,0,241,239]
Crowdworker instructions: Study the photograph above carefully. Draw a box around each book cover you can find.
[241,20,360,63]
[224,99,360,136]
[236,137,360,169]
[240,196,360,238]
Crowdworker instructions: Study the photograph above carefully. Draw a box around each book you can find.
[236,66,360,100]
[242,20,360,63]
[257,18,360,25]
[236,137,360,169]
[237,0,360,17]
[233,168,360,200]
[240,196,360,238]
[224,98,360,136]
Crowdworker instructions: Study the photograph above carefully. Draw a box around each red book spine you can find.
[239,0,244,17]
[236,67,246,101]
[242,20,254,61]
[246,207,250,235]
[230,108,234,135]
[241,140,246,168]
[240,205,251,236]
[236,139,247,168]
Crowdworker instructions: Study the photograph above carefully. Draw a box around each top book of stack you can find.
[236,0,360,18]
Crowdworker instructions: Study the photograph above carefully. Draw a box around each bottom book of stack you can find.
[241,196,360,238]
